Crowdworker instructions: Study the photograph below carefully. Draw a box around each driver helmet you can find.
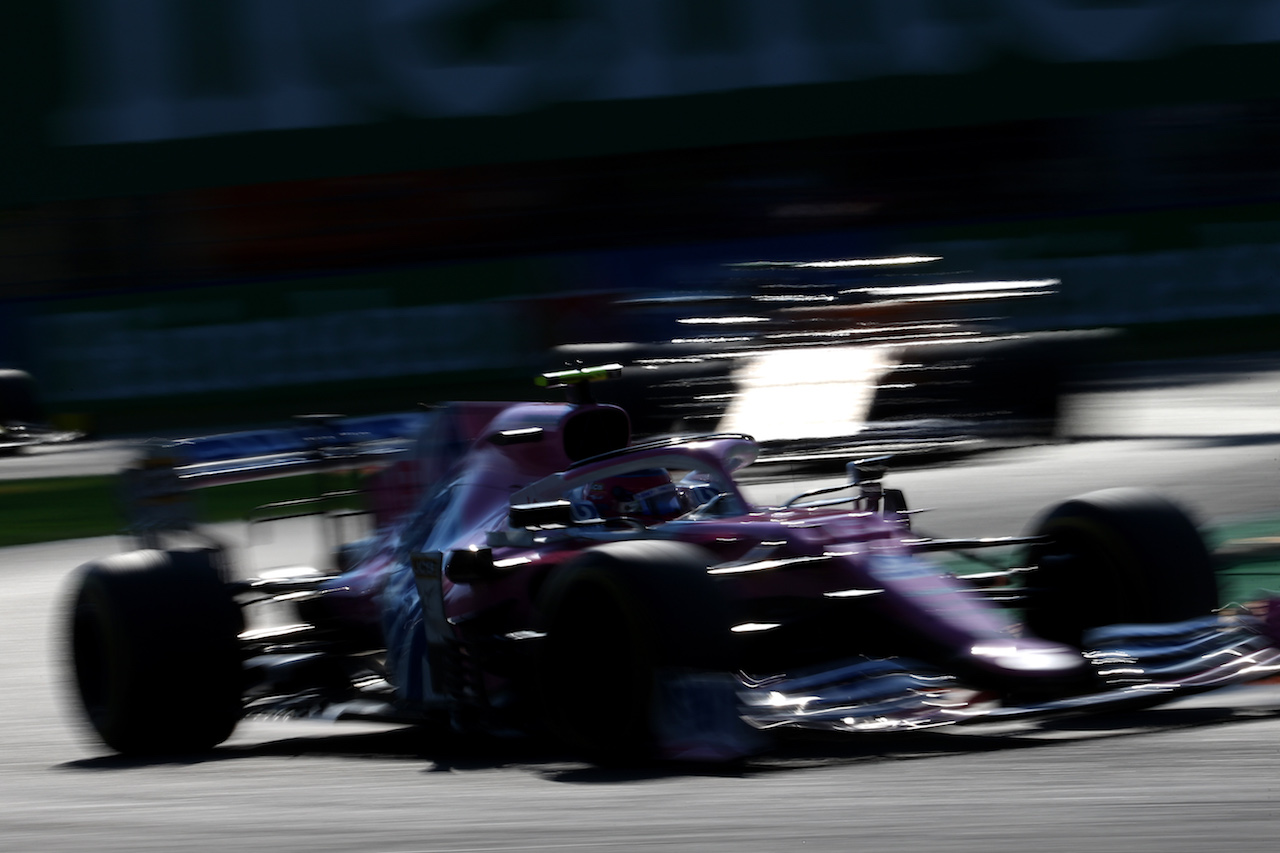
[581,468,684,523]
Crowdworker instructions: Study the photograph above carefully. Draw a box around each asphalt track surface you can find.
[8,354,1280,852]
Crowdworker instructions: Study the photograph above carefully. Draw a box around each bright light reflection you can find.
[824,588,885,599]
[710,555,829,574]
[883,291,1050,304]
[890,334,1017,349]
[795,256,943,268]
[719,344,891,441]
[766,691,816,708]
[753,294,837,303]
[849,279,1058,298]
[1243,663,1280,676]
[972,642,1083,672]
[677,316,770,325]
[855,717,898,730]
[669,337,753,345]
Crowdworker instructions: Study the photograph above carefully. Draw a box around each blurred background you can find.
[5,0,1280,437]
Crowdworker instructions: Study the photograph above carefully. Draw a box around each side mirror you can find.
[848,455,891,484]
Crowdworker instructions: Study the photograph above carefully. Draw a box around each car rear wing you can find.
[120,411,431,544]
[155,412,429,486]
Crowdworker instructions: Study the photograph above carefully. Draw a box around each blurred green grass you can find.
[1207,519,1280,607]
[0,477,120,546]
[0,474,364,548]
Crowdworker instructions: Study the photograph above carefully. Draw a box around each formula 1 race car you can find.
[65,366,1280,763]
[0,369,82,454]
[550,256,1092,463]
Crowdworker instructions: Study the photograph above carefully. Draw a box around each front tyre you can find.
[1023,488,1218,648]
[68,548,244,755]
[535,540,733,763]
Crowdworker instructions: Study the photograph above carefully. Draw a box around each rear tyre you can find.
[535,540,731,763]
[0,368,41,424]
[69,549,244,755]
[1023,488,1218,648]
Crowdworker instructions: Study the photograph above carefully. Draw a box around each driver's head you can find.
[582,468,683,523]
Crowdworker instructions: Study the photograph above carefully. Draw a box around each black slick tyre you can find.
[534,540,731,763]
[68,548,244,755]
[0,368,40,424]
[1023,487,1218,648]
